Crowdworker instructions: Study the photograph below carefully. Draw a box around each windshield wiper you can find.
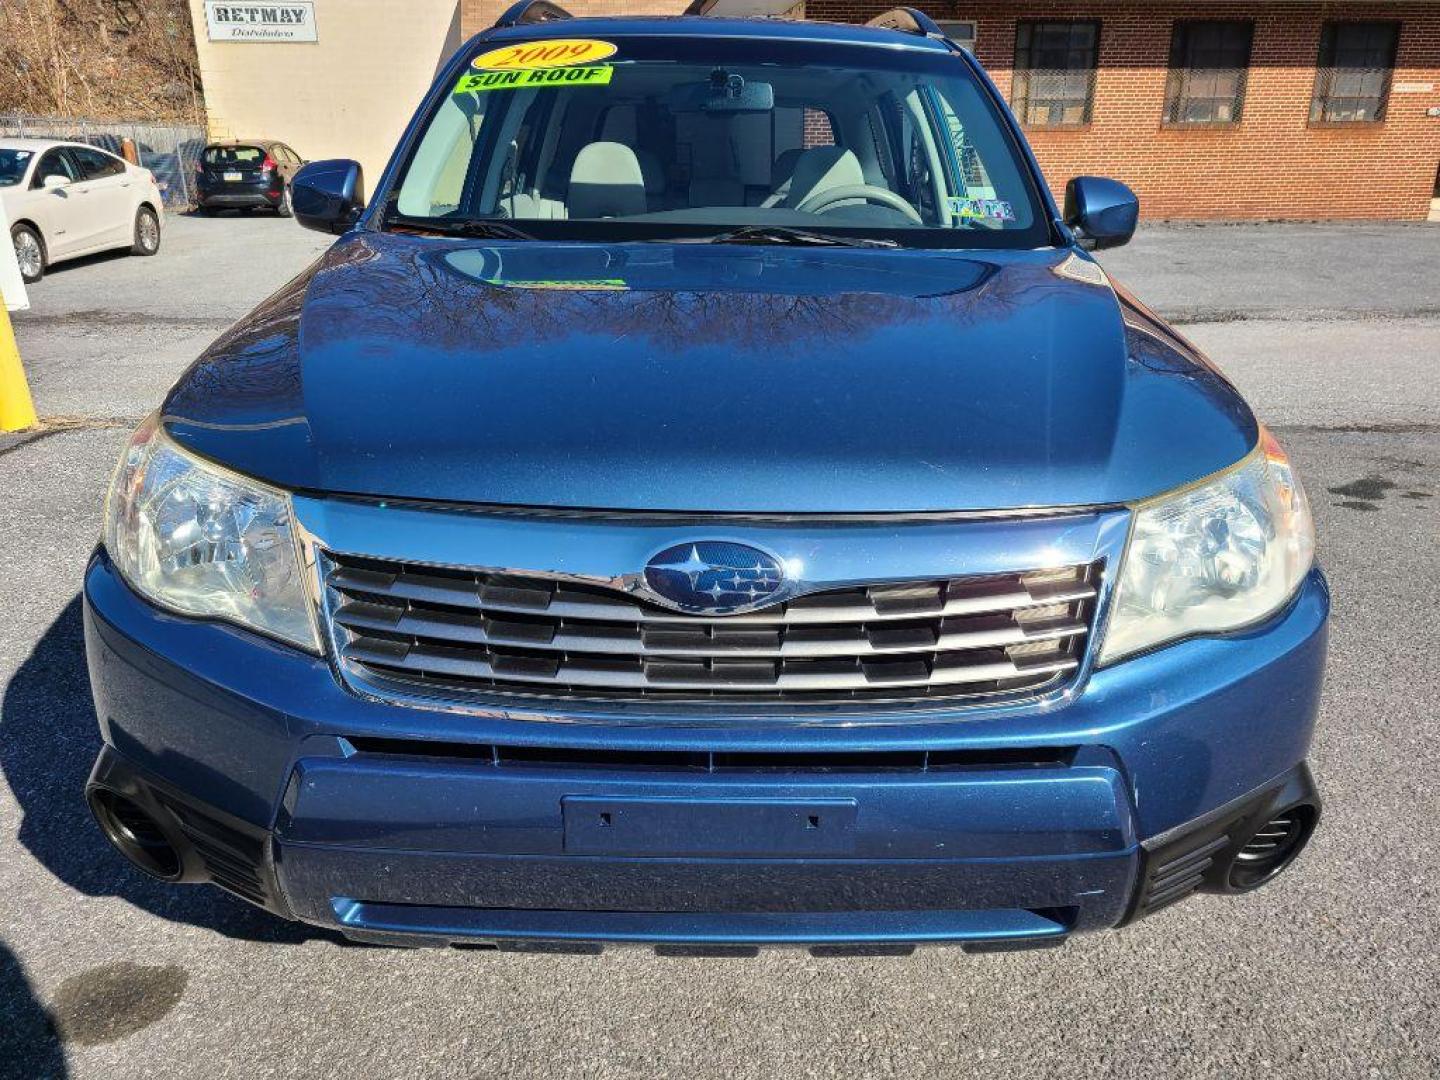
[384,213,536,241]
[383,215,899,248]
[701,225,898,249]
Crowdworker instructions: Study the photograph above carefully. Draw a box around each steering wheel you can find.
[796,184,924,225]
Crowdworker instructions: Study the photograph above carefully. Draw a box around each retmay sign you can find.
[204,2,317,42]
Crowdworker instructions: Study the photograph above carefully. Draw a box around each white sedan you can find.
[1,138,164,284]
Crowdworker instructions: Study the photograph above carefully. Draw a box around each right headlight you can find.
[103,414,320,651]
[1098,429,1315,665]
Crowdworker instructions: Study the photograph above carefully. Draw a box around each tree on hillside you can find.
[0,0,203,122]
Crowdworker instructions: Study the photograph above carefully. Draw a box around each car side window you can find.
[398,89,493,217]
[71,146,127,180]
[31,148,79,188]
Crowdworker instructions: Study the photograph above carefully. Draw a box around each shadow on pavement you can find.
[0,940,66,1079]
[39,248,132,277]
[1,597,340,946]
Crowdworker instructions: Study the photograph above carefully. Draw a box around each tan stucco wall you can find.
[189,0,465,188]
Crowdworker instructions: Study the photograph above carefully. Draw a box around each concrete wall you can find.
[189,0,465,187]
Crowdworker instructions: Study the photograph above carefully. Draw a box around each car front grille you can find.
[322,553,1099,705]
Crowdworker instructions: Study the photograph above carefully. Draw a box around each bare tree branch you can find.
[0,0,203,121]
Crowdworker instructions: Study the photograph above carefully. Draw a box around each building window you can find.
[1013,21,1100,127]
[936,20,977,54]
[1164,21,1253,125]
[1311,21,1400,123]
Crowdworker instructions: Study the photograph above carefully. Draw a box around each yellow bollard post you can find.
[0,289,39,432]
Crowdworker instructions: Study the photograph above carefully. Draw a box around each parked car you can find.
[84,5,1326,953]
[0,138,163,283]
[194,139,304,216]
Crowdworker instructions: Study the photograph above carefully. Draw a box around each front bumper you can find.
[82,552,1328,949]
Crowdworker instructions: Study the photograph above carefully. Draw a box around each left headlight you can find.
[103,414,320,651]
[1098,428,1315,666]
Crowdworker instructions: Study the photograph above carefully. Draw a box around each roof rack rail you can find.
[681,0,717,15]
[492,0,573,29]
[865,7,945,37]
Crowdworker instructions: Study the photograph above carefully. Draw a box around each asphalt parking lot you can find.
[2,213,1437,1079]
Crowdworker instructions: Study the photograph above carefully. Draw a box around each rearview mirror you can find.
[42,174,69,189]
[291,158,365,234]
[669,72,774,114]
[1064,176,1139,251]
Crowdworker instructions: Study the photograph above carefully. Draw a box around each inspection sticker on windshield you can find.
[472,38,618,71]
[484,278,628,291]
[455,65,614,94]
[949,197,1015,222]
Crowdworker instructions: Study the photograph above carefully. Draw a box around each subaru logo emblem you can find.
[642,541,790,615]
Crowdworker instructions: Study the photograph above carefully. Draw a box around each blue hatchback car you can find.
[84,4,1326,953]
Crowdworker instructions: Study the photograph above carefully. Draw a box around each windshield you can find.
[0,148,34,187]
[392,35,1049,248]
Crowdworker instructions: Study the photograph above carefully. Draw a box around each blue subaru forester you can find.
[84,4,1326,952]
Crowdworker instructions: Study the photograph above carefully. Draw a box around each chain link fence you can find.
[0,113,207,209]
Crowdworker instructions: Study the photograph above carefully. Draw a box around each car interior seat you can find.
[760,148,805,207]
[782,146,866,210]
[568,142,648,218]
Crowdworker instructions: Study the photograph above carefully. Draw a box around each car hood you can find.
[162,233,1256,513]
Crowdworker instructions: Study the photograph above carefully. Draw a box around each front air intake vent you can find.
[1136,835,1230,916]
[1124,765,1321,924]
[344,736,1078,774]
[321,553,1100,706]
[153,794,275,909]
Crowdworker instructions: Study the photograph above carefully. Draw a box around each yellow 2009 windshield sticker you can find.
[455,65,614,95]
[471,39,617,71]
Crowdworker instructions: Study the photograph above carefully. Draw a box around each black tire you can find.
[131,206,161,256]
[11,223,45,284]
[195,205,216,217]
[275,186,293,218]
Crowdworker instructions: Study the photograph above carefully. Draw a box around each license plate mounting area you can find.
[562,796,859,857]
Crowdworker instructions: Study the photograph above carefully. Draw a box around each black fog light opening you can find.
[88,788,183,881]
[1228,804,1316,891]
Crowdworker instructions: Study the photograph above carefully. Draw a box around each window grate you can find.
[1311,21,1400,123]
[1164,21,1254,126]
[1013,21,1100,128]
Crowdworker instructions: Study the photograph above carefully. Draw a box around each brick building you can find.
[456,0,1440,220]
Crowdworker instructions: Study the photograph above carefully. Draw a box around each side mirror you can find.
[42,174,70,189]
[291,158,365,235]
[1064,176,1138,251]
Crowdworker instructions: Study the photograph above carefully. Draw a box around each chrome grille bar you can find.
[333,600,1088,659]
[327,563,1097,626]
[323,553,1098,703]
[343,638,1080,692]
